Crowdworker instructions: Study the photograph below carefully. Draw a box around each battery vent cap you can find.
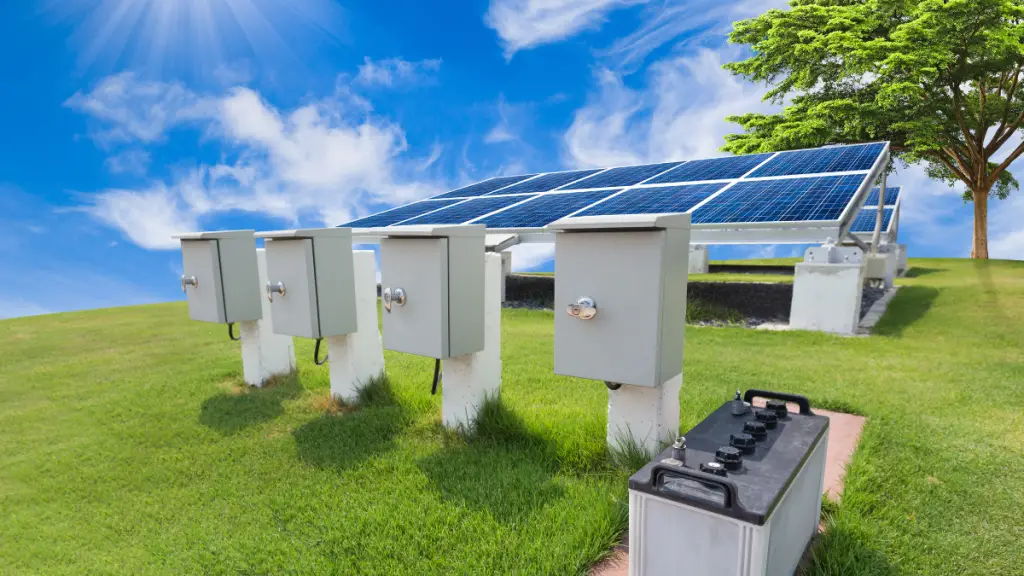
[730,433,756,454]
[700,461,728,477]
[715,446,743,471]
[744,421,768,439]
[765,400,789,418]
[755,409,779,429]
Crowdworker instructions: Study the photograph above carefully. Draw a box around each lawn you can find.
[1,258,1022,575]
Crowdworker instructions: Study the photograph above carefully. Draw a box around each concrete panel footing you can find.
[790,244,865,335]
[606,374,681,456]
[441,252,503,430]
[240,248,296,387]
[328,250,385,403]
[688,244,709,275]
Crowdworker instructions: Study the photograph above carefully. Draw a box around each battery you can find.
[627,390,829,576]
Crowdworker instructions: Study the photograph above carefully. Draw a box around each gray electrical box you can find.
[550,214,690,388]
[173,230,262,324]
[255,228,357,340]
[379,225,485,358]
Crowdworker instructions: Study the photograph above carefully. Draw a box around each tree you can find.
[722,0,1024,258]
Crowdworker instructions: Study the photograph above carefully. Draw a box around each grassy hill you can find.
[1,258,1022,575]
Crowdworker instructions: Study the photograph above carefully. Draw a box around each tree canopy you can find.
[723,0,1024,258]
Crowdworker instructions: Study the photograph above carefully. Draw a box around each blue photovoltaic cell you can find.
[863,186,901,207]
[748,143,884,178]
[692,174,864,224]
[343,199,461,228]
[432,174,536,199]
[558,162,683,190]
[488,169,601,195]
[574,183,726,217]
[850,207,894,233]
[646,154,776,184]
[399,195,530,225]
[475,190,620,228]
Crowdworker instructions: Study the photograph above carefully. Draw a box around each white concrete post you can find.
[607,374,681,456]
[441,252,502,430]
[240,248,296,387]
[688,244,709,274]
[500,251,512,303]
[896,244,909,276]
[865,250,897,289]
[328,250,386,403]
[790,244,865,335]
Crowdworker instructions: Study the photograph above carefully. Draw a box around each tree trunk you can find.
[971,188,989,259]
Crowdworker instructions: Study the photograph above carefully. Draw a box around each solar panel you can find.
[850,207,894,233]
[574,183,726,217]
[432,175,536,199]
[646,154,775,184]
[475,190,619,228]
[692,175,864,224]
[399,195,530,225]
[558,162,683,190]
[344,199,461,228]
[488,169,601,195]
[341,142,890,243]
[863,186,901,207]
[748,143,884,178]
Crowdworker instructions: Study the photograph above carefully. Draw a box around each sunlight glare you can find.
[45,0,346,80]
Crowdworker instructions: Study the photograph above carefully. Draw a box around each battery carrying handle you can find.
[650,463,742,511]
[743,389,813,415]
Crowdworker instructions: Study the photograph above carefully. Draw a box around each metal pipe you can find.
[870,171,887,254]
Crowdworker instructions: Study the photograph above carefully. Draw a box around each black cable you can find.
[228,323,240,341]
[314,338,329,366]
[431,358,442,395]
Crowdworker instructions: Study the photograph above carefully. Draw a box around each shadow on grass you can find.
[292,375,410,473]
[872,286,940,338]
[199,372,302,435]
[416,397,565,525]
[902,267,941,278]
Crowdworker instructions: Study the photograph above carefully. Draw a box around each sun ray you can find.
[44,0,347,81]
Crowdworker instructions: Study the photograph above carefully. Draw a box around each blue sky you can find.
[1,0,1022,319]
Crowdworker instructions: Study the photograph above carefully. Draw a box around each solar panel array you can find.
[691,175,864,224]
[863,186,901,207]
[341,142,888,231]
[850,207,894,233]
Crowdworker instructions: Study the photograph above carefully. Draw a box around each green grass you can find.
[1,258,1023,575]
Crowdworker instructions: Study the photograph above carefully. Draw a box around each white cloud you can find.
[104,149,151,175]
[508,243,555,271]
[565,48,775,168]
[485,95,521,144]
[600,0,790,71]
[485,0,643,58]
[355,57,441,87]
[65,72,215,145]
[71,74,443,249]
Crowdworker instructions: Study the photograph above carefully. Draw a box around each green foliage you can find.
[724,0,1024,204]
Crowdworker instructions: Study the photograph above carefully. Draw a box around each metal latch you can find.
[180,275,198,293]
[266,281,286,302]
[382,287,406,313]
[566,296,597,320]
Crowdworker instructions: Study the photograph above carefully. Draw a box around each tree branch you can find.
[931,150,972,184]
[951,85,982,163]
[986,139,1024,188]
[987,64,1023,154]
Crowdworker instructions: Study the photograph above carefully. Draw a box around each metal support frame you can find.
[870,171,887,255]
[845,232,870,253]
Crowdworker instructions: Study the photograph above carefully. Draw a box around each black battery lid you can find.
[628,392,829,526]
